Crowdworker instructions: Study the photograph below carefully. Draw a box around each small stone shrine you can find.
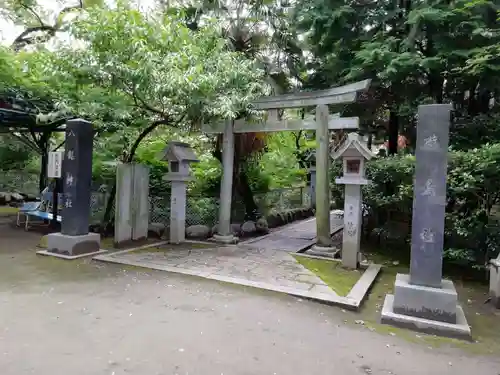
[46,119,101,256]
[161,141,199,244]
[381,104,471,339]
[332,133,375,269]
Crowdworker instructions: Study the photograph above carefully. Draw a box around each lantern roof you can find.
[160,141,199,163]
[331,133,375,160]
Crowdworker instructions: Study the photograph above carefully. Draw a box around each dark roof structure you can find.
[0,88,66,133]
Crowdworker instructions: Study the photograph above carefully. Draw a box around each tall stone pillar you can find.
[313,104,333,250]
[114,164,134,245]
[381,105,471,339]
[131,164,149,240]
[490,256,500,308]
[114,163,150,246]
[213,119,237,244]
[46,119,101,256]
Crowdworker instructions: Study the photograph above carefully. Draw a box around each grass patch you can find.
[38,235,48,248]
[0,206,19,215]
[293,255,362,296]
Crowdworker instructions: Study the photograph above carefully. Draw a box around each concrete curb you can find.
[93,251,382,311]
[37,249,108,260]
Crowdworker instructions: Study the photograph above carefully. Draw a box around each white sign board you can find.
[47,151,64,178]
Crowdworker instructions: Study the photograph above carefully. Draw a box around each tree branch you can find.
[11,132,40,153]
[56,4,85,27]
[131,90,167,117]
[20,3,45,26]
[126,114,185,162]
[53,140,66,151]
[11,25,56,50]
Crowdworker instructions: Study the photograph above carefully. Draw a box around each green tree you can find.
[164,0,308,218]
[0,0,104,50]
[294,0,500,152]
[31,2,265,223]
[0,46,73,190]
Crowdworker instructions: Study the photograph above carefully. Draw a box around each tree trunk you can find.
[213,141,260,221]
[388,110,399,155]
[235,165,259,221]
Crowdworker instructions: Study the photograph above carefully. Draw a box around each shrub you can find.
[331,143,500,270]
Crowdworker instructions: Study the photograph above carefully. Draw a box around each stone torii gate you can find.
[203,79,371,247]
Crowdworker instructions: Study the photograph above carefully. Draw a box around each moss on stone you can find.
[292,255,362,296]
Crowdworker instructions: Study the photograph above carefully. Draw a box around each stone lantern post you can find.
[332,133,375,269]
[161,141,199,244]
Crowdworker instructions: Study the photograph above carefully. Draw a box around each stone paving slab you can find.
[94,242,381,310]
[242,211,344,252]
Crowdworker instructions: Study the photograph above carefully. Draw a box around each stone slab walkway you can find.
[242,210,344,252]
[94,241,380,310]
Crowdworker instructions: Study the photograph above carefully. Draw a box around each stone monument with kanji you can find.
[380,105,471,339]
[45,119,101,257]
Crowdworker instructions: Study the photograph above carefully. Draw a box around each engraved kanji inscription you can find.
[66,172,74,187]
[66,149,75,160]
[65,197,73,208]
[420,228,435,243]
[346,221,357,237]
[423,134,439,150]
[422,179,436,197]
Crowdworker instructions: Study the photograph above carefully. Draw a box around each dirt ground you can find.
[1,217,500,375]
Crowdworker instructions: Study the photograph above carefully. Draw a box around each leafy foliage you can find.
[34,4,266,127]
[330,144,500,269]
[294,0,500,146]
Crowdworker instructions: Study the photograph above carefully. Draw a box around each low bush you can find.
[331,143,500,270]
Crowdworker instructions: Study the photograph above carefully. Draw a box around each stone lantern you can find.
[332,133,375,268]
[161,141,199,244]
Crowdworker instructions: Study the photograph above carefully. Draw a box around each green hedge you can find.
[331,143,500,269]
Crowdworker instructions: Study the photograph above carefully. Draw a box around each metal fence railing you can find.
[0,170,313,228]
[255,186,311,214]
[0,171,40,196]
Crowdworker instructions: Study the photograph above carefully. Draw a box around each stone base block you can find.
[381,294,472,341]
[489,259,500,308]
[46,232,101,256]
[310,244,337,253]
[211,234,238,244]
[393,273,457,323]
